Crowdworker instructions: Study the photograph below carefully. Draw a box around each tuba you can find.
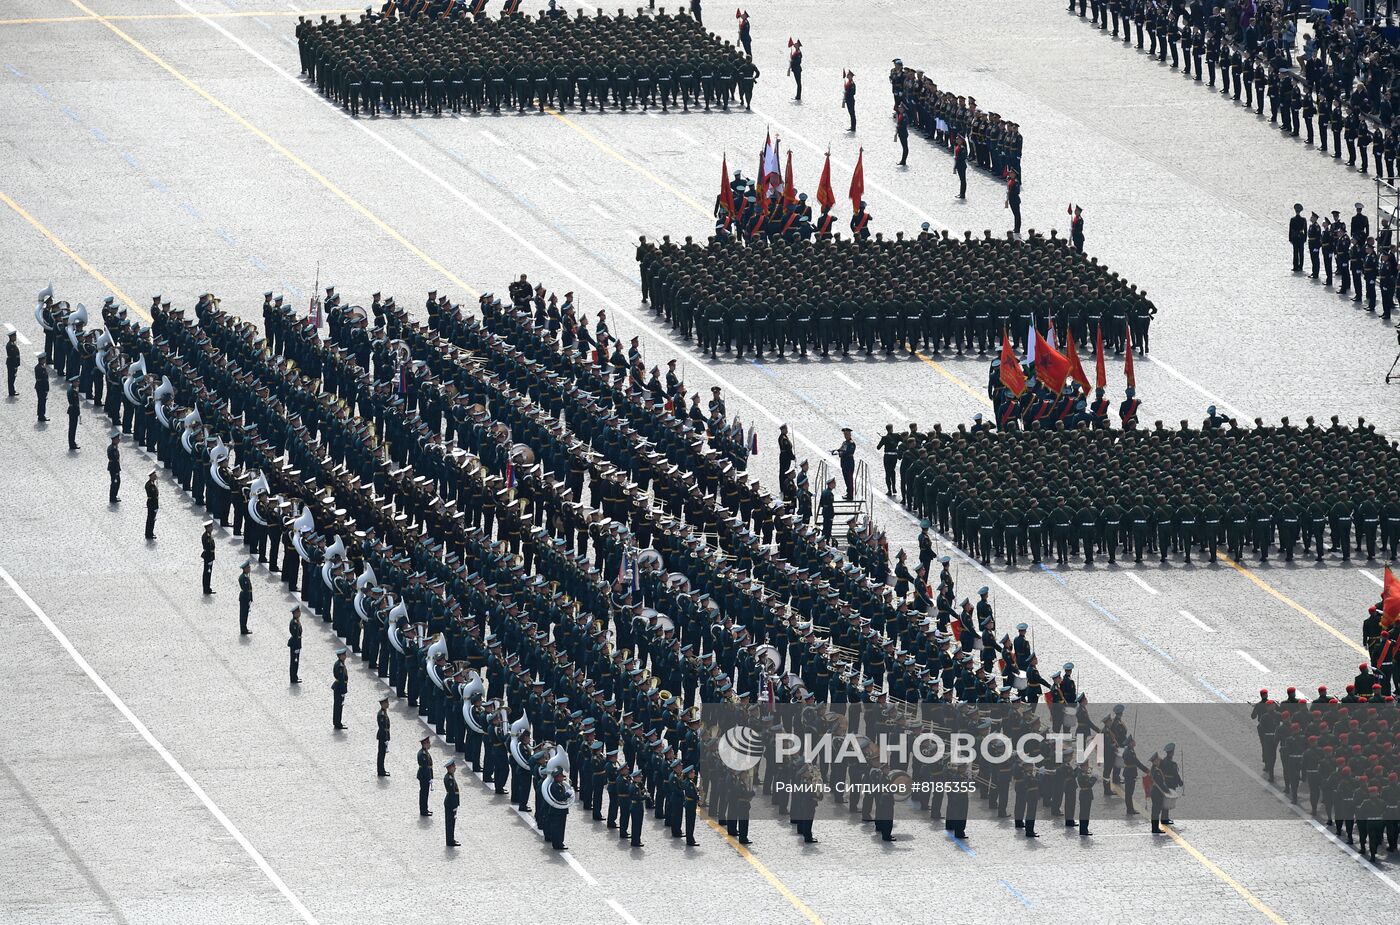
[209,438,232,490]
[153,376,175,427]
[754,644,781,675]
[65,303,87,351]
[247,473,271,526]
[320,535,347,589]
[387,602,409,654]
[180,409,202,454]
[122,355,148,405]
[291,507,315,562]
[33,283,54,330]
[463,680,488,733]
[352,563,378,620]
[509,443,536,467]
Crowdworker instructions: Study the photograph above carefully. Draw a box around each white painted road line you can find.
[515,153,539,170]
[831,369,862,391]
[550,176,578,195]
[1178,609,1215,633]
[878,400,903,418]
[0,565,321,925]
[16,331,31,345]
[563,851,598,886]
[1126,573,1159,595]
[589,201,614,220]
[1236,650,1270,673]
[606,898,642,925]
[1361,570,1385,587]
[480,129,505,147]
[671,126,699,146]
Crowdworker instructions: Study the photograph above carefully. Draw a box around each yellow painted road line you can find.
[0,10,356,26]
[1222,555,1366,655]
[66,0,479,301]
[544,106,712,217]
[1165,826,1289,925]
[0,189,144,318]
[912,349,994,408]
[701,815,826,925]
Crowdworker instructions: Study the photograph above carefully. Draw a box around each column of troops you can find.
[888,60,1024,180]
[637,230,1156,360]
[896,415,1400,567]
[37,279,1089,849]
[297,8,758,117]
[1071,1,1400,181]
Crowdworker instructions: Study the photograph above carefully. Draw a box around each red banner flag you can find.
[1064,327,1091,395]
[1033,328,1070,394]
[1123,324,1136,389]
[718,154,735,223]
[782,150,796,205]
[758,129,770,193]
[849,148,865,213]
[1094,324,1106,390]
[1384,566,1400,623]
[999,331,1026,396]
[816,151,835,213]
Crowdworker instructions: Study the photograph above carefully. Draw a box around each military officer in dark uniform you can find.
[444,757,461,847]
[835,427,856,499]
[288,606,302,684]
[418,734,435,816]
[332,646,349,730]
[201,520,217,594]
[34,352,49,422]
[237,558,254,635]
[819,477,836,539]
[1288,203,1307,272]
[4,329,18,396]
[107,430,122,503]
[877,423,900,495]
[145,469,159,539]
[376,694,392,777]
[66,381,81,450]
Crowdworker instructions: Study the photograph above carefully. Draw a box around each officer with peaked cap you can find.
[287,606,302,684]
[376,694,392,777]
[145,469,159,539]
[201,520,217,595]
[238,558,254,636]
[107,430,122,503]
[33,351,48,422]
[418,734,435,816]
[4,328,17,396]
[444,757,461,847]
[332,646,349,730]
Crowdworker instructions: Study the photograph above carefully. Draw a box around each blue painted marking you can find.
[1138,635,1174,662]
[549,221,575,240]
[60,105,81,122]
[1197,677,1233,702]
[33,84,50,99]
[514,194,536,211]
[793,389,821,409]
[476,169,499,185]
[179,202,201,221]
[120,152,140,169]
[998,880,1032,908]
[5,64,24,78]
[90,127,108,143]
[945,831,977,856]
[1084,597,1120,623]
[216,228,238,247]
[748,359,776,379]
[249,255,268,272]
[284,283,302,298]
[149,177,169,193]
[445,147,466,161]
[281,35,298,47]
[253,16,273,30]
[630,274,642,285]
[1037,562,1066,586]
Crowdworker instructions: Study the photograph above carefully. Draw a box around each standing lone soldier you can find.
[34,352,49,422]
[237,559,253,635]
[843,70,857,132]
[418,734,435,816]
[376,694,391,777]
[66,381,81,450]
[1006,170,1023,236]
[288,606,302,684]
[787,38,803,101]
[444,758,461,847]
[143,470,159,539]
[1289,203,1307,272]
[835,426,856,499]
[894,102,909,166]
[820,477,836,539]
[953,134,968,199]
[332,646,349,730]
[6,329,20,396]
[201,520,217,595]
[1070,204,1085,252]
[107,430,122,503]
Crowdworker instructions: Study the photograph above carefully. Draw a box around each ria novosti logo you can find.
[717,725,765,771]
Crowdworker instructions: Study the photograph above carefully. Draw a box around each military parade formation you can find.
[1069,1,1400,183]
[638,223,1155,361]
[896,413,1400,568]
[298,5,758,116]
[30,278,1193,851]
[17,0,1400,916]
[888,60,1025,184]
